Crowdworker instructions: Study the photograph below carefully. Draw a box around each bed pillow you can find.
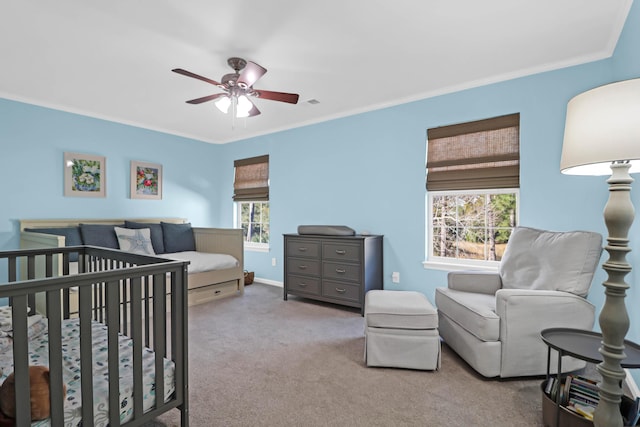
[161,222,196,253]
[114,227,156,255]
[79,224,122,249]
[125,221,165,254]
[24,227,82,261]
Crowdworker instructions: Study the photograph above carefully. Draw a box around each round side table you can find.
[540,328,640,427]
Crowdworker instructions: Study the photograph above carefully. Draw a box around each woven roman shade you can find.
[233,155,269,201]
[426,113,520,191]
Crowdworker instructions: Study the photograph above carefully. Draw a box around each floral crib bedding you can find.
[0,316,175,427]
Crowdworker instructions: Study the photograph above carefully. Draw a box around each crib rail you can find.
[0,246,190,427]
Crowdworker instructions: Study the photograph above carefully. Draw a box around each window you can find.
[428,189,518,265]
[425,114,520,269]
[236,201,270,249]
[233,155,269,250]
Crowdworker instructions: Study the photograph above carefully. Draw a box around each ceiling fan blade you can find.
[254,90,299,104]
[185,93,227,104]
[172,68,222,87]
[247,101,261,117]
[237,61,267,89]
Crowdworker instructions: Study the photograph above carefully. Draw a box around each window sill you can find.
[422,260,499,272]
[244,245,270,253]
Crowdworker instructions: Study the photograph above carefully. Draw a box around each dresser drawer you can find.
[322,261,360,282]
[322,280,360,302]
[323,242,361,262]
[287,275,321,296]
[287,258,321,276]
[287,239,320,258]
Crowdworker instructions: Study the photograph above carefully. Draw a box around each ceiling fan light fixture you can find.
[215,95,231,113]
[235,95,252,118]
[173,57,297,120]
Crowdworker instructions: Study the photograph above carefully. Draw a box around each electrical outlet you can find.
[392,272,400,283]
[272,257,277,267]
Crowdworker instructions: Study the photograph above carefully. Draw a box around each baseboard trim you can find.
[625,368,640,398]
[254,277,283,288]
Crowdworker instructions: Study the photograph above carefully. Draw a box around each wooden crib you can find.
[0,245,189,426]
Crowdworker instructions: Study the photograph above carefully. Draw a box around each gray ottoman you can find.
[364,290,441,370]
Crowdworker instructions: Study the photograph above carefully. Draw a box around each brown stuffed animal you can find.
[0,365,66,424]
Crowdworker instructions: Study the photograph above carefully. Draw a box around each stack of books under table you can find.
[544,374,640,425]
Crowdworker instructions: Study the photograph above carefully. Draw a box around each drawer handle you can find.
[335,249,346,255]
[298,283,308,287]
[298,265,308,270]
[214,290,221,295]
[298,247,308,252]
[335,268,346,274]
[335,288,346,293]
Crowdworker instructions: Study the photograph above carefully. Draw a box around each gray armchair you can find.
[435,226,603,378]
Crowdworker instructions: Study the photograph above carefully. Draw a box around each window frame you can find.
[234,200,270,252]
[424,188,520,271]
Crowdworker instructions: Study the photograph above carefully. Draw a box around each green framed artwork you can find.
[131,160,162,200]
[64,152,106,197]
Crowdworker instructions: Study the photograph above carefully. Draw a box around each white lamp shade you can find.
[235,95,252,118]
[215,96,231,114]
[560,78,640,176]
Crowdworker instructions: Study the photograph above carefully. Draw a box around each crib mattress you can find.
[0,318,175,427]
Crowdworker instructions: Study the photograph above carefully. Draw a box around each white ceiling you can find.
[0,1,633,144]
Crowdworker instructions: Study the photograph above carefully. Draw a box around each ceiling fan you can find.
[172,57,299,118]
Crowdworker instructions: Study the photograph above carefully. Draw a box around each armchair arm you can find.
[495,289,595,327]
[495,289,596,377]
[447,270,502,295]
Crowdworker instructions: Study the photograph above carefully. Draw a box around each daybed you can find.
[0,245,189,426]
[19,218,244,307]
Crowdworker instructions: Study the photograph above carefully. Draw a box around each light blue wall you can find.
[222,61,620,294]
[1,1,639,384]
[0,99,225,255]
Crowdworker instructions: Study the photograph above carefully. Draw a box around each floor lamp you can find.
[561,78,640,427]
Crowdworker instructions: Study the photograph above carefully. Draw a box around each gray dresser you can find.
[284,233,383,314]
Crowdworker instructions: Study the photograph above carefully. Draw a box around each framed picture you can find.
[64,152,106,197]
[131,161,162,200]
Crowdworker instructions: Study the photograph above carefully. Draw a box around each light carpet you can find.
[155,283,558,426]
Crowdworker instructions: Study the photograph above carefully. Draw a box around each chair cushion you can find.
[434,287,499,342]
[125,221,165,254]
[365,290,437,330]
[499,226,602,297]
